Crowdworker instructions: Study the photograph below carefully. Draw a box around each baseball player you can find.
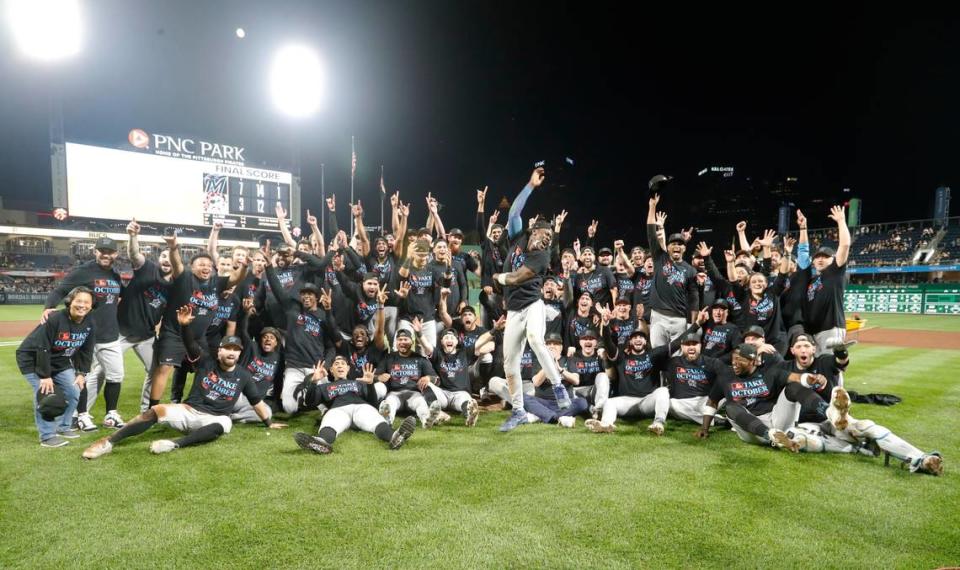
[375,329,442,428]
[564,327,610,418]
[421,327,484,427]
[230,307,283,423]
[82,306,285,459]
[293,357,417,454]
[645,194,699,348]
[492,167,571,432]
[662,330,726,426]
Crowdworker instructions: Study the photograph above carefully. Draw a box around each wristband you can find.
[262,417,272,428]
[800,373,812,388]
[496,274,507,286]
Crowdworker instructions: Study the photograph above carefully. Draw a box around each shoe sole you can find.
[771,431,800,453]
[293,432,331,455]
[40,440,70,448]
[82,438,113,459]
[390,417,417,449]
[831,388,850,431]
[465,400,479,427]
[379,403,391,423]
[585,420,614,434]
[425,404,442,429]
[647,423,664,436]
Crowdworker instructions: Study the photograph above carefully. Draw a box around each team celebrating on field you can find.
[17,167,943,476]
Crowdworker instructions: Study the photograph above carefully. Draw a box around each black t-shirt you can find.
[266,266,338,367]
[366,253,398,286]
[396,264,443,321]
[796,260,847,335]
[646,224,699,318]
[543,297,566,338]
[565,313,597,349]
[240,349,281,401]
[186,355,262,415]
[519,344,541,381]
[778,354,845,422]
[566,352,604,386]
[733,276,787,342]
[709,365,793,416]
[701,322,741,362]
[161,271,229,340]
[432,348,472,392]
[615,272,636,302]
[339,278,382,331]
[257,263,314,329]
[632,273,654,322]
[663,354,725,399]
[118,260,171,340]
[309,378,377,409]
[16,310,96,377]
[574,266,617,309]
[452,320,488,363]
[205,292,241,347]
[610,349,668,398]
[338,344,388,379]
[609,318,636,348]
[503,233,550,312]
[44,261,123,344]
[376,352,437,392]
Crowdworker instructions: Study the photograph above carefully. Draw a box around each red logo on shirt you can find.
[59,332,71,341]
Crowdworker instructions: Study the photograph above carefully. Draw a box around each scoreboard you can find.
[56,129,299,232]
[844,285,960,315]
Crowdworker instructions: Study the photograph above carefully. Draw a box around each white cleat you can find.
[149,440,177,454]
[585,419,614,433]
[424,401,442,429]
[558,416,576,428]
[82,437,113,460]
[464,399,479,427]
[647,421,665,437]
[827,387,851,431]
[769,429,800,453]
[378,400,392,423]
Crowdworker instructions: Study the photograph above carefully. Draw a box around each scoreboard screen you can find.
[844,285,960,316]
[60,130,298,232]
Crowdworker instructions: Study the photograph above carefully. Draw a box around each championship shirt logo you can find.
[807,277,823,301]
[59,332,71,341]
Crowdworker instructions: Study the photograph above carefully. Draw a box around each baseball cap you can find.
[743,325,765,339]
[219,336,243,349]
[531,219,553,231]
[448,228,464,237]
[813,246,836,258]
[736,343,759,360]
[260,327,283,341]
[598,247,613,256]
[615,297,631,305]
[440,328,459,340]
[680,331,702,344]
[791,332,817,347]
[36,387,67,421]
[711,298,729,309]
[545,332,563,344]
[667,233,685,245]
[580,328,599,339]
[459,304,476,315]
[395,329,414,339]
[94,237,118,252]
[629,329,648,339]
[299,283,321,296]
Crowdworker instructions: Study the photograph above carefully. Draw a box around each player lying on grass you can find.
[293,356,417,454]
[82,306,285,459]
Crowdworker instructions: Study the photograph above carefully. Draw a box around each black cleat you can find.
[293,432,332,455]
[389,416,417,450]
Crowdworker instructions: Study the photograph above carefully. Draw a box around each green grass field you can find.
[1,307,959,568]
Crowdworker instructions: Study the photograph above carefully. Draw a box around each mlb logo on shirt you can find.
[731,382,744,390]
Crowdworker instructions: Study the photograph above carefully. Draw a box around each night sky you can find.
[1,1,958,245]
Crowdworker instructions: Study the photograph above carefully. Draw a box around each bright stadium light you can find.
[7,0,83,62]
[270,45,325,118]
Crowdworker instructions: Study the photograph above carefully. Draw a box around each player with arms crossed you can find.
[493,166,570,432]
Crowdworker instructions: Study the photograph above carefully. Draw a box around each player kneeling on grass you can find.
[83,306,285,459]
[695,343,834,452]
[586,313,705,435]
[294,357,416,454]
[421,328,485,427]
[376,328,443,428]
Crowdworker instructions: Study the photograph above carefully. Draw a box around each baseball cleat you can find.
[499,409,530,432]
[827,387,850,431]
[389,416,417,450]
[82,437,113,459]
[102,410,126,429]
[585,419,614,433]
[378,400,392,423]
[552,384,572,410]
[424,401,442,429]
[912,452,943,476]
[149,440,177,454]
[77,413,98,432]
[647,421,665,436]
[294,432,332,455]
[464,399,479,427]
[558,416,576,428]
[769,429,800,453]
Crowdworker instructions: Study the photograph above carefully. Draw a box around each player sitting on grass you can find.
[82,306,285,459]
[376,327,443,428]
[293,356,416,454]
[420,327,485,427]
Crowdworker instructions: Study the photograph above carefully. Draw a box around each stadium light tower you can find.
[7,0,83,62]
[270,45,326,118]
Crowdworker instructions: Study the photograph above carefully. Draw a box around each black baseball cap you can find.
[791,332,817,347]
[711,298,729,309]
[580,328,599,339]
[743,325,765,339]
[94,237,118,252]
[680,331,702,344]
[299,283,321,296]
[598,247,613,256]
[615,297,631,305]
[545,332,563,344]
[459,304,476,315]
[667,234,685,245]
[36,387,67,421]
[260,327,283,341]
[440,328,459,340]
[813,246,836,258]
[448,227,464,237]
[219,336,243,349]
[629,328,648,339]
[395,329,414,339]
[736,343,759,360]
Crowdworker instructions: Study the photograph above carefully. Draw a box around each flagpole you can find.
[350,136,356,238]
[320,163,326,238]
[380,164,385,237]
